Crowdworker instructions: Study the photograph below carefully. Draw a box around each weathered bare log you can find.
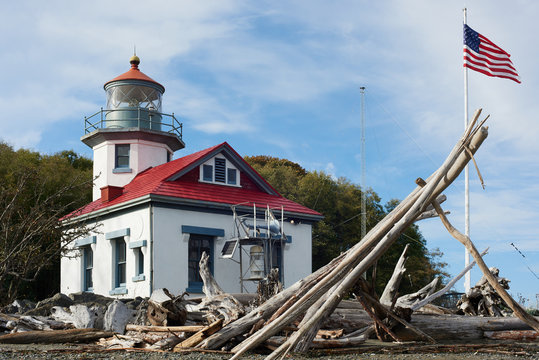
[411,247,488,311]
[149,333,185,350]
[0,328,114,344]
[484,330,539,341]
[395,314,538,341]
[174,319,223,350]
[415,194,448,222]
[200,252,224,297]
[292,282,341,352]
[380,244,409,306]
[147,288,187,326]
[254,268,283,307]
[457,267,510,317]
[359,291,435,344]
[125,324,205,333]
[231,113,489,359]
[431,200,539,332]
[195,252,245,326]
[266,333,371,349]
[396,277,439,308]
[356,291,402,342]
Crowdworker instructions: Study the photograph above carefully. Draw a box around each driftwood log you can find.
[396,277,439,308]
[0,328,114,344]
[457,267,510,316]
[380,244,409,306]
[194,252,244,326]
[147,288,187,326]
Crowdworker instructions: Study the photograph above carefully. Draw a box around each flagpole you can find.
[463,7,471,293]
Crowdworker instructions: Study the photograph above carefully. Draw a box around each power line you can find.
[510,242,539,281]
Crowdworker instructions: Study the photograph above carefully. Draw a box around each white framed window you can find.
[199,156,239,186]
[115,144,130,169]
[106,229,129,296]
[129,240,147,282]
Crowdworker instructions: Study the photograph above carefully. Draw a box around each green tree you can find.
[245,155,448,296]
[0,142,94,304]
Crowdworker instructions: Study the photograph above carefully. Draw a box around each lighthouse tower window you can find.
[115,144,130,169]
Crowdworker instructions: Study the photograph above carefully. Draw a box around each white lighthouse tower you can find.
[82,56,184,200]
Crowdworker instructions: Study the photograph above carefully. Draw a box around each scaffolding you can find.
[220,202,287,293]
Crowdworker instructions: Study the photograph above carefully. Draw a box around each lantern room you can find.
[103,55,164,130]
[82,55,185,201]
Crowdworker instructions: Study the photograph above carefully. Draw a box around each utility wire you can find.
[510,242,539,281]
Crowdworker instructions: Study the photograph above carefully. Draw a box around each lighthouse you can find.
[82,56,185,200]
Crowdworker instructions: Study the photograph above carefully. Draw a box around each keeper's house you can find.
[60,56,321,298]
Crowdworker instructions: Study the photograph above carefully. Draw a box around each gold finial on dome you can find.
[129,55,140,68]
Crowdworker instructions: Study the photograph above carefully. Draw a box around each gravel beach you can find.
[1,341,538,360]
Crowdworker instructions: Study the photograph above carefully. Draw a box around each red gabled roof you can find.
[64,142,321,220]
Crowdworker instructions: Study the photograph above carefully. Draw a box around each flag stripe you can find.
[464,59,520,79]
[464,48,518,73]
[463,24,520,83]
[464,63,522,83]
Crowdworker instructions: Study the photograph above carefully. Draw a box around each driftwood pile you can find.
[1,109,539,357]
[457,267,512,317]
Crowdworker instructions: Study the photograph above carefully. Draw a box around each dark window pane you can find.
[117,144,130,156]
[85,268,93,290]
[118,263,126,285]
[116,239,126,286]
[116,156,129,168]
[84,247,93,291]
[138,249,144,275]
[117,240,126,262]
[203,164,213,181]
[227,168,236,184]
[188,235,213,287]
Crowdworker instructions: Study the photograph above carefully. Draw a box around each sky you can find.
[1,0,539,306]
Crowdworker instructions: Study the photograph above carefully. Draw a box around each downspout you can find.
[149,203,154,295]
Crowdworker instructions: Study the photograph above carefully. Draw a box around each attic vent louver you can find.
[215,158,226,183]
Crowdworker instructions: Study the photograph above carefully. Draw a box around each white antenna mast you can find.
[360,86,366,240]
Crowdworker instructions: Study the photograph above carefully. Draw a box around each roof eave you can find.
[63,193,322,224]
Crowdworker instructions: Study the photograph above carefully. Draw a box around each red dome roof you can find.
[104,56,165,92]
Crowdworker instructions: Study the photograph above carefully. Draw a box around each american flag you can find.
[463,24,520,83]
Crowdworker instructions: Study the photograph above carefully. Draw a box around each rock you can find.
[24,293,73,316]
[51,303,107,330]
[90,304,107,330]
[37,293,73,308]
[104,300,136,334]
[69,305,95,328]
[2,299,36,314]
[68,292,114,306]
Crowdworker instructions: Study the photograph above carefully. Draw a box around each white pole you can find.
[360,86,366,241]
[463,8,471,293]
